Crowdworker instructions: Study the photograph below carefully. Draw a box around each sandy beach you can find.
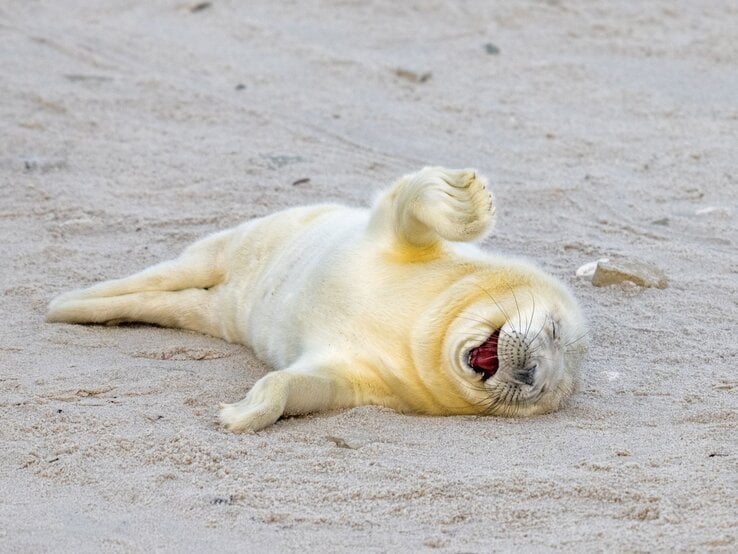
[1,1,736,551]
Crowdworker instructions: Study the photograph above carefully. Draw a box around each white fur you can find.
[47,167,587,432]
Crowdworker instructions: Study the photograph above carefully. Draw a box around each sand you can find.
[1,1,736,551]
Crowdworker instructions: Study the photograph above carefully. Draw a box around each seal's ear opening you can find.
[468,329,500,380]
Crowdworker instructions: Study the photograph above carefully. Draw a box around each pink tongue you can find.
[469,330,500,378]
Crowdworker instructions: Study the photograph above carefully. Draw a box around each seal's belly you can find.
[221,206,367,366]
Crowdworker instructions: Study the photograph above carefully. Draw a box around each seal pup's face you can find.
[442,288,587,416]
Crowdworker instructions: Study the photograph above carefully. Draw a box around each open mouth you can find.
[468,329,500,380]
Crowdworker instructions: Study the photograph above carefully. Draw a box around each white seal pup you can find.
[47,167,587,432]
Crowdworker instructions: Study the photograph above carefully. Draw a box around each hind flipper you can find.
[47,229,232,337]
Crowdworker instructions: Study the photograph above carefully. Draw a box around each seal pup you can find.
[47,167,587,432]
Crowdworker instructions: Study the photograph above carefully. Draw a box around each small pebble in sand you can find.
[395,68,432,83]
[683,187,704,200]
[576,258,609,278]
[190,2,211,13]
[23,158,67,172]
[325,435,360,449]
[484,43,500,55]
[591,258,667,289]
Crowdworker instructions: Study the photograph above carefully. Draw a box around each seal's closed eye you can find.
[468,329,500,380]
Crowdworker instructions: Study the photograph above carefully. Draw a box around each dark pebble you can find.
[190,2,212,12]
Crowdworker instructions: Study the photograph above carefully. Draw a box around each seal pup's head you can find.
[451,292,586,416]
[413,263,587,416]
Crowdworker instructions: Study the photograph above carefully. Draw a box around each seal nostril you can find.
[517,364,537,386]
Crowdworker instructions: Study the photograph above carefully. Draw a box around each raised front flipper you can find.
[368,166,495,248]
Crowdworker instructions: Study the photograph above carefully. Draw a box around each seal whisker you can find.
[481,393,502,415]
[474,284,514,328]
[508,284,523,335]
[449,328,499,338]
[565,331,590,348]
[526,289,537,339]
[526,313,548,347]
[453,312,518,344]
[466,388,492,399]
[524,344,548,359]
[454,313,497,328]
